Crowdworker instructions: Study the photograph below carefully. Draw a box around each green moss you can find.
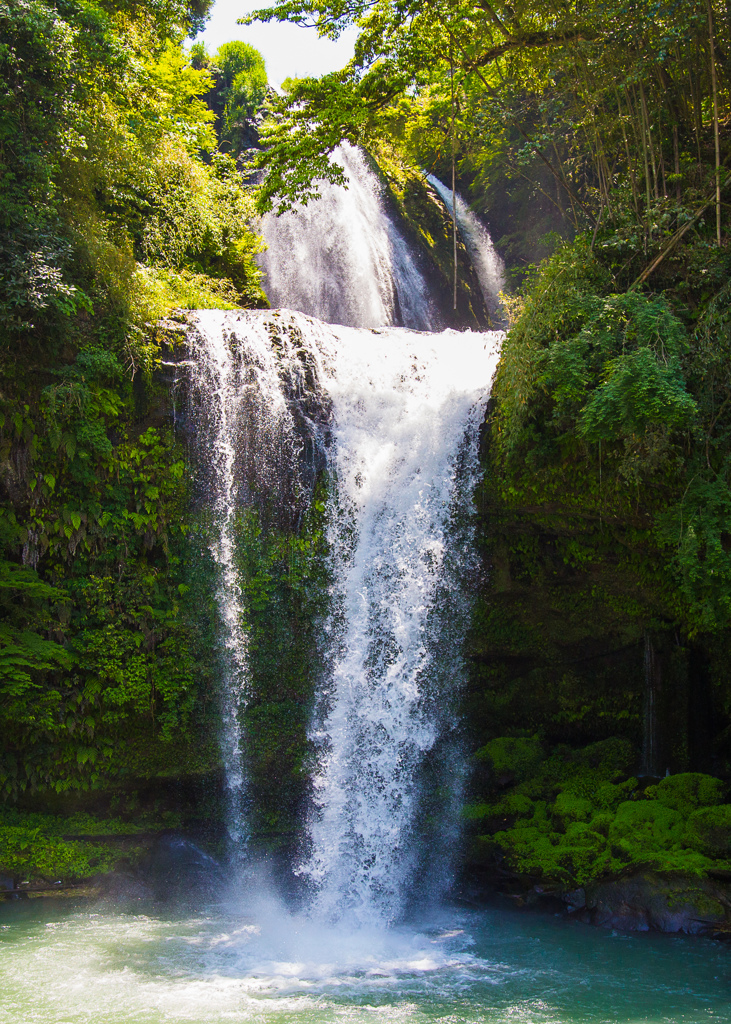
[609,800,684,850]
[554,791,593,821]
[684,805,731,857]
[230,489,331,848]
[645,773,726,811]
[475,735,544,781]
[0,827,129,883]
[594,778,638,810]
[0,809,153,836]
[470,738,731,888]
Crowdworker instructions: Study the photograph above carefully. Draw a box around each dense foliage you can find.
[239,0,731,892]
[191,39,270,152]
[0,0,268,863]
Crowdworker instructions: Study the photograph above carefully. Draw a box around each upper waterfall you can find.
[259,145,435,330]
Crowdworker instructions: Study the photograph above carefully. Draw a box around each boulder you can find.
[578,873,729,934]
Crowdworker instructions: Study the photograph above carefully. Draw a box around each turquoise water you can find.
[1,892,729,1023]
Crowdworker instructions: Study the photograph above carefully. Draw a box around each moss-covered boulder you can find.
[581,873,729,934]
[466,752,731,907]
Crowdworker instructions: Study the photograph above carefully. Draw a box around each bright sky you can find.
[191,0,358,89]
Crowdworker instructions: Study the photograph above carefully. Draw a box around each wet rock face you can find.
[567,873,730,934]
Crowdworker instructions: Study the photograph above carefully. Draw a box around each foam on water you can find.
[1,895,728,1024]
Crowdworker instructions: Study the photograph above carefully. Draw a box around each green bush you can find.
[474,743,731,888]
[475,735,544,781]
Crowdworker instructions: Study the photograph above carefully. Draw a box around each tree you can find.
[247,0,727,246]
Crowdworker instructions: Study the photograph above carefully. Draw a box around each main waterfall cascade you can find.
[188,148,507,925]
[299,323,500,925]
[188,309,501,921]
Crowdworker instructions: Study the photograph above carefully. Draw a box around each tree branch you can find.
[466,27,597,70]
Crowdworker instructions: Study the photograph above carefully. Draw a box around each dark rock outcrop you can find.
[567,873,730,934]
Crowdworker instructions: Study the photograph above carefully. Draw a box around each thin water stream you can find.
[425,175,507,325]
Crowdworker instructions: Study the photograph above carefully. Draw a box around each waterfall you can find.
[260,144,434,330]
[299,320,501,925]
[186,143,505,916]
[185,310,324,852]
[426,174,507,324]
[185,314,249,852]
[186,308,501,921]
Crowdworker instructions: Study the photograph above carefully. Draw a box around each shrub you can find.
[474,735,544,781]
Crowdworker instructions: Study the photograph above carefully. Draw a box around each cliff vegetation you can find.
[6,0,731,917]
[248,0,731,907]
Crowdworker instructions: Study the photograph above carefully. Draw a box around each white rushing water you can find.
[3,897,729,1024]
[186,308,500,922]
[426,174,507,324]
[185,312,313,852]
[300,319,501,925]
[260,145,434,330]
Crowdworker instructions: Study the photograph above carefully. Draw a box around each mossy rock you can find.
[684,805,731,857]
[609,800,685,851]
[467,735,731,888]
[645,773,726,812]
[584,872,729,934]
[554,791,594,821]
[475,735,544,782]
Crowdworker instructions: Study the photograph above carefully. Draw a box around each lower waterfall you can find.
[186,308,501,922]
[299,321,500,925]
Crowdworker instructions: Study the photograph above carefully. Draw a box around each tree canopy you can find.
[247,0,730,235]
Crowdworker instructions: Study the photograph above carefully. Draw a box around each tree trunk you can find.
[707,0,722,245]
[639,81,659,200]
